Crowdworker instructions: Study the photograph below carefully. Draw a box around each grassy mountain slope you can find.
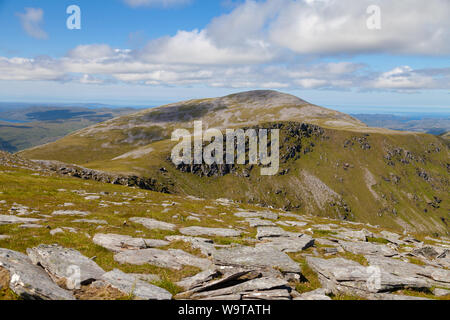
[19,91,450,235]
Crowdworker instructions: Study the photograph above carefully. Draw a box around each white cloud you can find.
[205,0,450,56]
[123,0,192,8]
[139,29,275,65]
[16,8,48,40]
[3,1,450,93]
[371,66,437,90]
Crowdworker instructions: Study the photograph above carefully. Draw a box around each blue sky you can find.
[0,0,449,113]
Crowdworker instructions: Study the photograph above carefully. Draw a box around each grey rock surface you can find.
[130,217,176,231]
[101,269,172,300]
[212,245,301,273]
[0,215,41,225]
[180,226,241,237]
[93,233,169,252]
[0,248,74,300]
[339,240,397,257]
[114,248,212,270]
[27,244,105,286]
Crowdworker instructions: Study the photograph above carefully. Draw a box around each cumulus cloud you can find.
[123,0,192,8]
[0,45,447,92]
[204,0,450,56]
[3,0,450,92]
[268,0,450,55]
[16,8,48,40]
[139,29,275,65]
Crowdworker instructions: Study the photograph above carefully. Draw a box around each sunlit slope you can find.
[20,90,365,164]
[18,91,449,235]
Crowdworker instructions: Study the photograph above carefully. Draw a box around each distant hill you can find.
[19,91,450,235]
[0,105,141,152]
[352,114,450,135]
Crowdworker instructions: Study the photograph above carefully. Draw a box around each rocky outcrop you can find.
[0,248,74,300]
[93,233,169,252]
[101,269,172,300]
[27,245,105,287]
[32,160,169,193]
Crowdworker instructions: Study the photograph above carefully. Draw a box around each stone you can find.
[114,248,212,270]
[256,235,315,253]
[190,277,289,299]
[186,216,201,222]
[93,233,169,252]
[176,269,222,290]
[212,246,301,273]
[335,230,368,241]
[73,219,108,225]
[50,228,64,236]
[234,211,279,220]
[0,235,10,240]
[295,288,332,300]
[306,256,429,296]
[339,240,397,257]
[368,293,431,300]
[165,235,216,256]
[412,246,440,260]
[0,248,74,300]
[245,218,276,228]
[27,244,105,286]
[256,226,298,239]
[0,215,41,226]
[279,221,308,227]
[379,231,403,244]
[365,255,450,288]
[101,269,172,300]
[179,226,241,237]
[19,224,43,229]
[52,210,90,216]
[242,289,292,300]
[130,217,176,231]
[84,195,100,200]
[433,288,450,297]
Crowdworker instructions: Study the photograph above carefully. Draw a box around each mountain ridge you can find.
[18,91,450,236]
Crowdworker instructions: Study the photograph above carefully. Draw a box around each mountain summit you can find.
[19,91,449,235]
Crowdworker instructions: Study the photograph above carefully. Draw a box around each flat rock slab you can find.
[176,269,222,291]
[130,217,176,231]
[234,211,279,220]
[93,233,169,252]
[306,256,429,295]
[433,288,450,297]
[366,255,450,288]
[191,277,289,299]
[101,269,172,300]
[279,221,308,227]
[52,210,90,216]
[256,235,315,253]
[0,215,41,226]
[114,248,212,270]
[27,244,105,287]
[245,218,276,228]
[73,219,108,225]
[295,288,332,300]
[165,235,216,256]
[180,226,242,237]
[339,240,397,257]
[0,248,74,300]
[256,226,299,240]
[242,289,292,300]
[335,230,369,241]
[212,246,301,273]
